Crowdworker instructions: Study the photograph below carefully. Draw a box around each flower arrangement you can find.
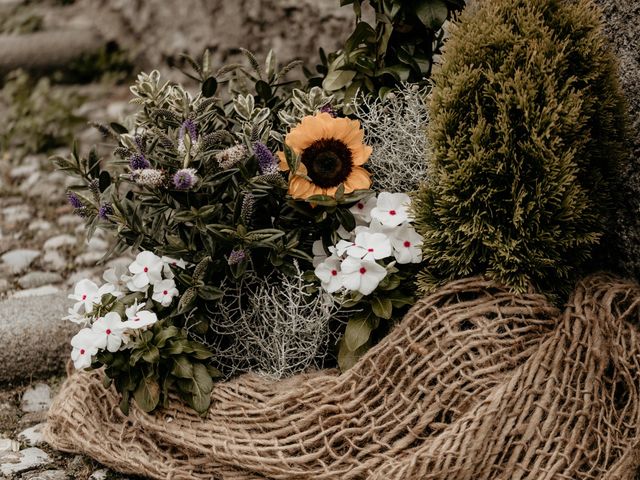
[55,47,429,413]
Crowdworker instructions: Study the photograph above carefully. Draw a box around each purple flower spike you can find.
[129,153,150,170]
[183,119,198,141]
[227,249,247,266]
[253,142,278,174]
[98,203,113,220]
[320,104,337,117]
[67,191,84,209]
[172,168,198,190]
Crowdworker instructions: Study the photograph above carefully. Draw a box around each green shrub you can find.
[413,0,626,298]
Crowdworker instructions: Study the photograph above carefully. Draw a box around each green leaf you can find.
[171,356,194,378]
[202,77,218,97]
[415,0,448,30]
[133,375,160,412]
[344,316,372,351]
[154,326,179,348]
[198,285,223,301]
[109,122,128,135]
[323,69,357,91]
[255,80,272,100]
[190,363,214,414]
[371,297,393,320]
[337,338,370,371]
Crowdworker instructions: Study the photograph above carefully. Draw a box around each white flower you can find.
[152,279,179,307]
[390,225,424,264]
[315,256,344,293]
[70,328,102,369]
[127,251,164,291]
[123,302,158,329]
[335,239,354,256]
[102,265,128,297]
[91,312,126,352]
[336,225,353,240]
[63,307,87,325]
[68,279,114,313]
[346,231,392,261]
[349,195,377,223]
[161,256,186,279]
[340,256,387,295]
[312,239,328,267]
[370,192,412,227]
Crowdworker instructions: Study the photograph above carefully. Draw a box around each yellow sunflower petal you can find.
[277,151,288,171]
[286,112,334,152]
[289,175,315,199]
[351,144,373,166]
[344,166,371,193]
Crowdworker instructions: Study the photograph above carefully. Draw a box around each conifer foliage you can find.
[414,0,626,297]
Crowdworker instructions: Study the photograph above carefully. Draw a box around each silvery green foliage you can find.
[194,263,344,379]
[278,87,340,129]
[352,84,431,193]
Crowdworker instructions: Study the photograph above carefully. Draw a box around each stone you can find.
[20,384,51,413]
[27,220,52,232]
[42,250,67,271]
[17,423,45,447]
[21,470,68,480]
[75,251,106,267]
[86,236,108,251]
[2,205,32,224]
[0,293,79,382]
[43,234,77,250]
[0,279,10,294]
[0,249,40,274]
[72,0,354,80]
[12,285,61,298]
[17,272,63,290]
[89,469,109,480]
[0,438,17,454]
[0,447,50,476]
[56,214,82,227]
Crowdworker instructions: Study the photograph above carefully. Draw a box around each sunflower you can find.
[278,112,372,199]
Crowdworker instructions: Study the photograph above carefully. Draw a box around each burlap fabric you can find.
[44,275,640,479]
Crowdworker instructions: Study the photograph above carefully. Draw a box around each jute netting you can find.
[44,275,640,479]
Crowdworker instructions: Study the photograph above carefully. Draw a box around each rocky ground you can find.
[0,85,139,478]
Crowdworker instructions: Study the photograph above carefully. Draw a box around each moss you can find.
[413,0,626,298]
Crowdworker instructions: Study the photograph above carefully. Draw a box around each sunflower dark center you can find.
[300,138,353,189]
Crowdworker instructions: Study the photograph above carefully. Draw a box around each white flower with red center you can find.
[335,239,355,256]
[346,231,392,261]
[123,301,158,329]
[349,195,377,223]
[315,255,344,293]
[390,225,424,264]
[91,312,126,352]
[152,279,179,307]
[127,251,164,292]
[370,192,412,227]
[68,279,115,313]
[340,256,387,295]
[161,256,186,279]
[70,328,102,369]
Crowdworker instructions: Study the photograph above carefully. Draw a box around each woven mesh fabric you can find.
[44,275,640,479]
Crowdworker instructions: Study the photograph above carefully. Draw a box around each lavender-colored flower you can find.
[172,168,198,190]
[98,203,113,220]
[253,142,278,174]
[320,103,337,117]
[129,153,150,170]
[227,249,247,266]
[183,119,198,141]
[67,191,84,209]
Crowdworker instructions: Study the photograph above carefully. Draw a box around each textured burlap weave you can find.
[44,275,640,479]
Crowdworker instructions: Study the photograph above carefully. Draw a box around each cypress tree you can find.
[414,0,626,297]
